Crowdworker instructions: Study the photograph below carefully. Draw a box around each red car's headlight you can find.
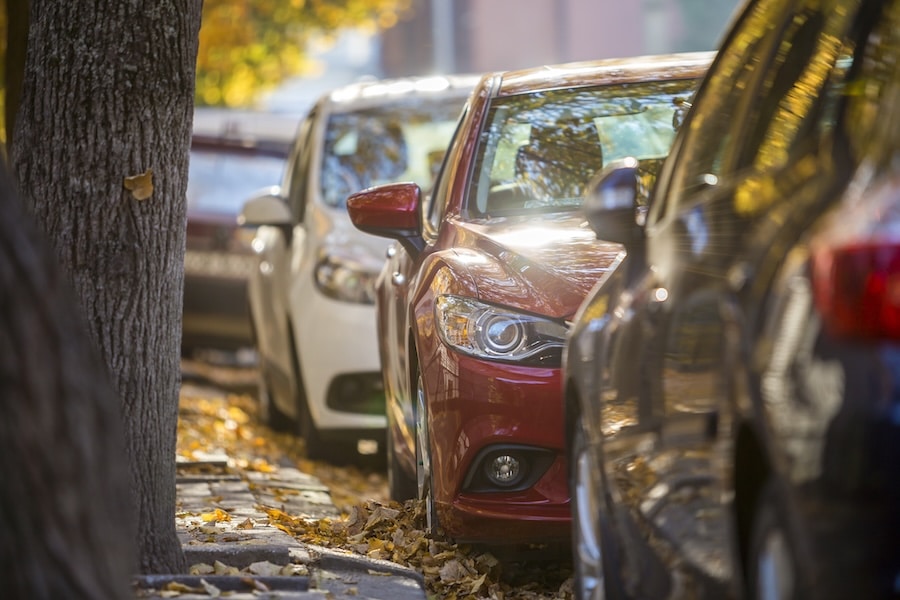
[434,294,567,365]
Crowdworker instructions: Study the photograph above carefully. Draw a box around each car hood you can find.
[450,212,623,320]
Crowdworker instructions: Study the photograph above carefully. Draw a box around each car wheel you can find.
[289,333,355,464]
[414,367,438,535]
[571,416,607,600]
[748,482,798,600]
[257,365,291,431]
[387,423,417,501]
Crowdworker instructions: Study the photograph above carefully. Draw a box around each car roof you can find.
[314,74,482,114]
[492,51,716,97]
[191,108,299,158]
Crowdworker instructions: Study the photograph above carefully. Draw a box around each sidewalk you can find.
[132,359,426,599]
[134,453,426,599]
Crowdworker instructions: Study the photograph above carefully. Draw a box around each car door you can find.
[258,110,315,405]
[603,0,869,596]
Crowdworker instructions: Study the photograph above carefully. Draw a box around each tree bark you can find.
[0,162,134,598]
[9,0,202,574]
[4,0,29,149]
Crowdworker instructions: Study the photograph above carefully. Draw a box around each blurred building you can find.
[380,0,739,76]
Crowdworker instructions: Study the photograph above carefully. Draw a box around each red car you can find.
[347,53,711,547]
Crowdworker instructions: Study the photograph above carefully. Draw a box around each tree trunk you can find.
[0,162,134,598]
[9,0,202,574]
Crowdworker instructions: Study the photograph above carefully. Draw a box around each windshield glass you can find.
[188,150,286,215]
[320,99,463,207]
[468,79,700,217]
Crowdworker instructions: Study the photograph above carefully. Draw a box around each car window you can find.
[648,0,792,226]
[285,111,316,223]
[730,1,867,217]
[187,150,286,215]
[319,99,463,208]
[840,0,900,165]
[467,79,699,218]
[424,104,468,239]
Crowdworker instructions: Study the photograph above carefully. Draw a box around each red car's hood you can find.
[449,212,623,319]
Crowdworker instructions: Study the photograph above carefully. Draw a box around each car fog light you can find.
[486,454,522,486]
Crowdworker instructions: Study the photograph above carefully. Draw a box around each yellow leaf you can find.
[200,508,231,522]
[123,168,154,200]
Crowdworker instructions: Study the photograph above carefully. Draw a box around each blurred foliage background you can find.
[195,0,411,107]
[0,0,412,144]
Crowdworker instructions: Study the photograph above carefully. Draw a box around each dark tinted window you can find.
[648,0,793,225]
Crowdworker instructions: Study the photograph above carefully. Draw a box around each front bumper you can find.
[425,349,570,544]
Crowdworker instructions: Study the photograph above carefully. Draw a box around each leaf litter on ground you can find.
[177,360,574,599]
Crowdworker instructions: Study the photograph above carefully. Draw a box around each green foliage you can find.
[196,0,412,107]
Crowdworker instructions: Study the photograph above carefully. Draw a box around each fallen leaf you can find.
[200,578,221,597]
[123,169,153,200]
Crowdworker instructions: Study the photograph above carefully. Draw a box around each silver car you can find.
[239,75,478,463]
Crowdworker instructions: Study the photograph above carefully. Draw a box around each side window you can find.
[424,105,468,238]
[285,111,316,223]
[648,0,790,225]
[733,0,864,216]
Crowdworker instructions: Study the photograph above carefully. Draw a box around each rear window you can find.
[188,149,286,215]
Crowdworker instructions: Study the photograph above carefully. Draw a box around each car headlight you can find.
[434,295,567,365]
[314,252,379,304]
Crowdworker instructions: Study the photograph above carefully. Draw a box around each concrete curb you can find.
[139,457,427,599]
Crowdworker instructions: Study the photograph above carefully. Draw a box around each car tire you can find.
[747,481,799,600]
[257,365,292,431]
[571,415,610,600]
[387,424,417,501]
[291,335,357,464]
[414,367,439,535]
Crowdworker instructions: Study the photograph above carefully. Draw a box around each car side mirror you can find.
[347,182,425,257]
[583,158,645,249]
[238,186,292,227]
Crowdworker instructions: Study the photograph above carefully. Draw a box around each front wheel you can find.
[414,367,438,535]
[290,333,355,464]
[387,422,417,501]
[257,364,292,431]
[571,416,607,600]
[747,482,799,600]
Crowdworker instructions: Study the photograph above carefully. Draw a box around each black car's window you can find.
[467,79,700,218]
[841,0,900,163]
[648,0,791,226]
[319,99,463,208]
[285,111,315,223]
[731,1,863,216]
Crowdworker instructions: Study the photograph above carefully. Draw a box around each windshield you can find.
[468,79,700,217]
[320,99,463,207]
[188,150,286,215]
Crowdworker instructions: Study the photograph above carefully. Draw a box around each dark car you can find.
[564,1,900,598]
[346,53,711,547]
[182,111,295,355]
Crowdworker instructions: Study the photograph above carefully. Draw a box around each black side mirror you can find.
[582,157,645,250]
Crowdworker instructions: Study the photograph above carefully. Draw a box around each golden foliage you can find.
[196,0,413,107]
